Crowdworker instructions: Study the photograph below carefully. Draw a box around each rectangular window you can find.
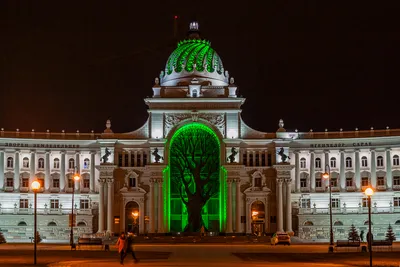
[300,160,306,169]
[346,178,353,187]
[300,199,311,208]
[361,177,369,186]
[50,199,59,209]
[22,178,29,188]
[300,178,307,188]
[6,178,13,187]
[393,157,400,166]
[80,199,89,209]
[267,153,272,166]
[38,178,44,188]
[394,197,400,207]
[68,178,74,188]
[315,179,322,188]
[377,177,385,186]
[249,154,253,166]
[362,197,369,208]
[130,154,135,167]
[255,153,260,166]
[315,159,321,169]
[118,153,123,167]
[19,199,29,209]
[331,198,340,208]
[84,179,90,188]
[393,176,400,186]
[124,154,129,167]
[362,158,368,167]
[53,179,60,188]
[331,178,338,187]
[330,159,336,168]
[143,153,147,166]
[261,153,266,166]
[243,153,247,166]
[254,177,262,187]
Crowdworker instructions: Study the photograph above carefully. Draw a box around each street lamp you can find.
[322,164,334,252]
[132,211,139,235]
[70,170,80,250]
[365,187,374,267]
[31,180,41,265]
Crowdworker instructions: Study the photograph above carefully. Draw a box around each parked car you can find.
[270,232,291,245]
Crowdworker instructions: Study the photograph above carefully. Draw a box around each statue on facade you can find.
[277,147,290,163]
[227,147,238,163]
[101,148,112,163]
[152,148,164,163]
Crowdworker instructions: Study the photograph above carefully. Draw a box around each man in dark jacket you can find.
[123,233,139,263]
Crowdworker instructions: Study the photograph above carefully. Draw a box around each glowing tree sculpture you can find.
[170,123,220,232]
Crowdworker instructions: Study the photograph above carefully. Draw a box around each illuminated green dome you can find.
[165,39,224,75]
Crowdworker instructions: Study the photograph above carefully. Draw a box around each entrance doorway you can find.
[251,201,265,236]
[125,201,139,235]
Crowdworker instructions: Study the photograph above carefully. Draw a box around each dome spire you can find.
[188,21,201,39]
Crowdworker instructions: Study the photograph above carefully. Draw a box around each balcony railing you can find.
[0,207,94,215]
[299,206,400,215]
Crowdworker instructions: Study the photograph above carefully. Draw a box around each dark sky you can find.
[1,1,399,134]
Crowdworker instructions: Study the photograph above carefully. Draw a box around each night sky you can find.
[1,2,399,134]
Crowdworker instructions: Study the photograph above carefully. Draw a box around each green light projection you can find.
[167,123,224,232]
[164,39,223,76]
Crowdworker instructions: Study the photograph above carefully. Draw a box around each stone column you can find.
[90,152,96,193]
[324,150,329,170]
[310,151,315,192]
[45,151,50,191]
[285,178,293,233]
[246,151,249,166]
[75,152,80,191]
[98,179,105,232]
[226,179,233,233]
[386,149,392,190]
[355,150,361,191]
[30,151,35,188]
[14,151,20,191]
[140,152,144,167]
[340,150,345,190]
[370,149,376,189]
[235,179,241,233]
[134,151,138,167]
[0,149,4,189]
[158,179,164,232]
[294,151,300,192]
[121,151,125,167]
[149,179,155,233]
[60,151,66,192]
[252,151,256,166]
[107,179,114,233]
[276,178,284,232]
[274,164,295,233]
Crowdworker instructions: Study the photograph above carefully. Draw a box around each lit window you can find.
[377,177,385,186]
[300,158,306,169]
[7,157,14,168]
[315,158,321,169]
[346,177,353,187]
[83,158,90,169]
[394,197,400,207]
[50,199,59,209]
[331,178,338,187]
[361,177,369,186]
[300,199,311,208]
[315,179,321,188]
[377,156,384,167]
[23,157,29,168]
[346,157,352,168]
[393,155,399,166]
[80,199,89,209]
[19,199,29,209]
[393,176,400,186]
[69,158,75,169]
[331,198,340,208]
[53,158,60,169]
[38,158,44,169]
[330,157,336,168]
[22,178,29,187]
[361,156,368,167]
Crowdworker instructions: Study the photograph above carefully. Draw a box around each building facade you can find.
[0,22,399,242]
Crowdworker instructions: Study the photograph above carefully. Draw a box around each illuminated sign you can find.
[3,143,80,148]
[310,142,372,148]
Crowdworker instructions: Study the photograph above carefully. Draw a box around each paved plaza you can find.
[0,243,400,267]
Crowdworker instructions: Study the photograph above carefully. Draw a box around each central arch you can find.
[168,123,222,233]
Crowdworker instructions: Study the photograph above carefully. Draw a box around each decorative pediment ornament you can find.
[198,113,225,136]
[164,113,191,137]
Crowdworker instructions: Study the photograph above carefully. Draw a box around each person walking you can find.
[123,233,139,263]
[116,232,127,265]
[360,230,364,242]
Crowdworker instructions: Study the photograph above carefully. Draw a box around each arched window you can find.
[395,220,400,225]
[83,158,90,169]
[334,221,343,226]
[77,221,87,227]
[23,157,29,168]
[300,158,306,169]
[69,158,75,169]
[393,155,400,166]
[38,158,45,169]
[47,221,57,226]
[304,221,314,226]
[53,158,60,169]
[377,156,384,167]
[361,156,368,167]
[315,158,321,169]
[18,221,27,226]
[346,157,352,168]
[364,220,373,225]
[330,157,336,168]
[7,157,14,168]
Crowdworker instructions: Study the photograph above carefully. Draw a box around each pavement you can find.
[1,242,400,267]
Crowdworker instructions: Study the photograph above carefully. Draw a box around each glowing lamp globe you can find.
[365,187,374,196]
[73,174,80,181]
[322,172,329,179]
[132,211,139,218]
[31,180,41,190]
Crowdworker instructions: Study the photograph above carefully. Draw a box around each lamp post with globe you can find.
[365,187,374,267]
[322,165,334,252]
[31,180,41,265]
[70,170,80,250]
[132,211,139,235]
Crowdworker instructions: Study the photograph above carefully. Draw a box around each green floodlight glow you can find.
[167,123,224,232]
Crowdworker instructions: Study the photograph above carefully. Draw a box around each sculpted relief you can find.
[164,113,225,137]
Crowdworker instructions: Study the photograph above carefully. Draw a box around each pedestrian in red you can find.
[116,232,127,265]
